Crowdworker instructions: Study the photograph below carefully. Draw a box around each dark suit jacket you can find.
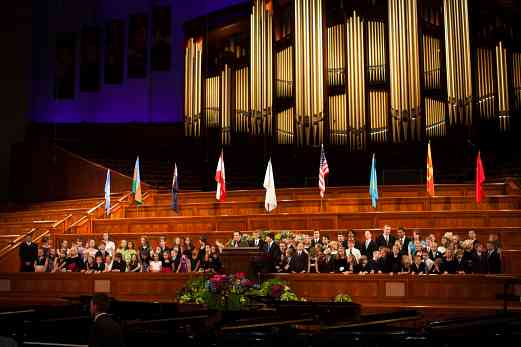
[293,251,308,272]
[89,314,125,347]
[411,262,426,274]
[19,242,38,271]
[471,252,488,274]
[264,242,282,270]
[376,234,396,249]
[249,238,265,250]
[361,240,378,257]
[310,239,322,248]
[398,237,411,254]
[487,250,501,274]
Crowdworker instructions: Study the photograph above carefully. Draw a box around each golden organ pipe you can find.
[496,41,510,131]
[513,52,521,112]
[369,91,388,143]
[184,38,203,137]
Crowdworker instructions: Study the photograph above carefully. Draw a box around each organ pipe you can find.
[295,0,324,147]
[277,108,294,144]
[513,52,521,112]
[221,65,232,144]
[425,98,447,138]
[367,21,386,83]
[328,94,347,145]
[276,47,293,98]
[476,47,495,120]
[205,75,220,128]
[443,0,472,126]
[496,41,510,131]
[422,35,441,89]
[184,38,203,137]
[388,0,422,143]
[327,24,345,87]
[234,67,250,133]
[250,0,273,136]
[369,91,388,143]
[346,11,366,151]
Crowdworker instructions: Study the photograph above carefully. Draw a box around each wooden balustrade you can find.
[0,273,519,313]
[125,195,521,218]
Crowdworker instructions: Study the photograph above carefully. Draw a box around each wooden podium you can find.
[220,247,264,274]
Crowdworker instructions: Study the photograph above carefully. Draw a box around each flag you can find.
[132,156,143,204]
[476,151,486,203]
[104,169,111,215]
[426,141,435,197]
[172,163,179,213]
[319,144,330,198]
[263,158,277,212]
[369,153,378,208]
[215,150,226,201]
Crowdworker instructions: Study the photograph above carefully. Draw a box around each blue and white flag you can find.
[104,169,111,215]
[369,154,378,208]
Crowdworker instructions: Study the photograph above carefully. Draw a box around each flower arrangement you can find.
[177,274,303,311]
[334,293,353,303]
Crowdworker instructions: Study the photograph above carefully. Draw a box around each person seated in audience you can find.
[190,249,200,272]
[102,233,116,256]
[60,240,69,255]
[249,231,265,249]
[184,237,194,253]
[411,254,426,275]
[40,237,51,258]
[422,249,434,272]
[197,235,208,262]
[377,224,396,248]
[128,254,141,272]
[308,245,321,273]
[409,239,423,261]
[488,233,502,254]
[361,230,377,258]
[171,247,181,270]
[344,254,358,274]
[149,254,161,273]
[75,238,86,258]
[335,247,348,273]
[471,241,488,274]
[347,231,361,250]
[486,240,501,274]
[292,242,308,273]
[317,248,334,273]
[443,248,457,274]
[378,247,391,273]
[436,237,449,258]
[96,242,109,260]
[125,241,137,265]
[329,241,339,256]
[177,252,191,273]
[311,230,322,247]
[46,248,56,272]
[140,251,150,272]
[138,236,150,263]
[427,241,438,260]
[104,255,113,272]
[321,235,330,247]
[86,239,98,259]
[34,248,48,273]
[399,255,412,274]
[93,255,105,273]
[64,247,83,272]
[53,249,66,272]
[337,233,347,249]
[160,251,173,272]
[389,244,402,274]
[158,237,170,260]
[228,231,249,248]
[467,230,477,244]
[173,237,182,252]
[454,250,470,274]
[111,252,127,272]
[357,256,370,274]
[429,256,446,275]
[367,250,381,274]
[19,234,38,272]
[116,240,128,263]
[210,245,222,272]
[396,227,411,255]
[345,239,361,263]
[83,255,96,273]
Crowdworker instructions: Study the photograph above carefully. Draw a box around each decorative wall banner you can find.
[128,13,149,78]
[151,5,171,71]
[105,20,124,84]
[54,32,76,100]
[80,27,101,92]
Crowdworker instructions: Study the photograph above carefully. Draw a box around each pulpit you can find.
[220,247,264,274]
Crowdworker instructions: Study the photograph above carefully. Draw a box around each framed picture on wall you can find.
[105,20,124,84]
[54,32,76,99]
[151,5,171,71]
[80,26,101,92]
[128,13,148,78]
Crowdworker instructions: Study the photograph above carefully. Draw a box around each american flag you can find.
[319,144,329,198]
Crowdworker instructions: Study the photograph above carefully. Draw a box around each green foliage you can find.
[334,293,353,303]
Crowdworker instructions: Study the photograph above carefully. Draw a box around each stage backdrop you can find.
[31,0,247,123]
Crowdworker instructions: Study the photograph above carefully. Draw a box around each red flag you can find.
[476,151,486,203]
[426,141,434,197]
[215,150,226,201]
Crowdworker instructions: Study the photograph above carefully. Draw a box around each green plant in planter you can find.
[334,293,352,303]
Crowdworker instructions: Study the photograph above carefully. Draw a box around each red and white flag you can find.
[215,150,226,201]
[319,144,330,198]
[476,151,486,203]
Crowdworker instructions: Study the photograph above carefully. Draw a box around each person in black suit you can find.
[470,242,488,274]
[292,243,308,273]
[410,255,426,274]
[249,231,265,250]
[376,225,396,249]
[347,230,362,251]
[310,230,322,248]
[396,227,411,255]
[19,235,38,272]
[361,230,378,258]
[264,232,282,272]
[389,245,402,274]
[454,250,470,274]
[336,233,348,249]
[367,250,381,273]
[89,294,125,347]
[486,241,501,274]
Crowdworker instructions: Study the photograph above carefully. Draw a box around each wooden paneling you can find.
[0,273,519,312]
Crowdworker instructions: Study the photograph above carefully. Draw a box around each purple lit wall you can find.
[31,0,247,123]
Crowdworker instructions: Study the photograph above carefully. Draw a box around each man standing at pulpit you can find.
[227,231,249,248]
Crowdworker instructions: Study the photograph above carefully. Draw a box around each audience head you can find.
[397,227,405,239]
[313,230,320,240]
[233,231,241,241]
[383,224,391,235]
[364,230,372,240]
[25,234,32,244]
[468,230,476,240]
[265,232,275,243]
[140,236,148,247]
[337,233,344,242]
